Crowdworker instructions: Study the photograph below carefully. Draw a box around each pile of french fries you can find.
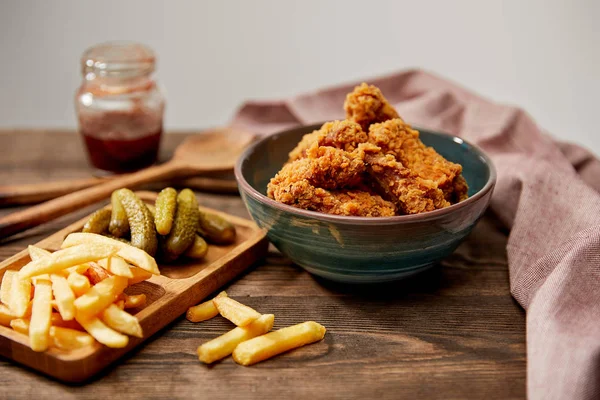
[187,292,326,366]
[0,232,158,352]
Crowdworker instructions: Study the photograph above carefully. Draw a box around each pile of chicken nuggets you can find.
[267,83,468,216]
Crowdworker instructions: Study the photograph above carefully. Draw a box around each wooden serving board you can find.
[0,191,268,382]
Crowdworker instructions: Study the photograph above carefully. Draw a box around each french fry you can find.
[122,294,146,309]
[67,272,91,297]
[115,300,125,310]
[30,279,53,352]
[19,243,118,280]
[0,304,16,326]
[65,263,90,275]
[62,233,159,275]
[97,257,134,278]
[85,262,110,285]
[198,314,274,364]
[50,274,75,321]
[232,321,327,366]
[76,316,129,348]
[101,304,143,338]
[49,326,95,350]
[28,245,51,261]
[10,273,31,317]
[213,296,261,327]
[74,276,128,319]
[186,291,227,322]
[51,312,84,331]
[1,270,16,306]
[10,318,29,334]
[128,267,153,285]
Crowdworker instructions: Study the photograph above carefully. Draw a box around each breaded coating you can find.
[368,119,468,202]
[344,83,400,131]
[287,120,367,163]
[364,150,450,214]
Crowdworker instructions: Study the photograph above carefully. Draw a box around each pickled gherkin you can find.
[197,211,236,244]
[83,208,111,234]
[116,188,158,256]
[184,235,208,259]
[154,187,177,235]
[109,191,130,238]
[163,189,199,261]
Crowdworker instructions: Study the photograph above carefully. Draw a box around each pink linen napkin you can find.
[231,70,600,400]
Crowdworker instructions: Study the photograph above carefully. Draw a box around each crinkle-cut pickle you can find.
[83,208,111,234]
[163,189,199,261]
[185,235,208,259]
[115,188,158,256]
[154,187,177,235]
[198,211,236,244]
[109,191,130,238]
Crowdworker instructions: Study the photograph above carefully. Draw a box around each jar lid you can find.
[82,41,156,78]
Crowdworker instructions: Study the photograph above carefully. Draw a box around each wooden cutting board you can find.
[0,191,268,382]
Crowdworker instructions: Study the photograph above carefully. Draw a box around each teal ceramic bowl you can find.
[235,124,496,283]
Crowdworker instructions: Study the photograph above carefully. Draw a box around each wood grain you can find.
[0,130,526,399]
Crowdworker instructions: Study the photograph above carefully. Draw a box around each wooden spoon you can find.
[0,127,254,238]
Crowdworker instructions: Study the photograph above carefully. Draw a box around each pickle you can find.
[116,188,158,256]
[163,189,199,261]
[109,191,130,238]
[102,234,131,245]
[184,235,209,259]
[82,208,111,234]
[154,187,177,235]
[197,211,236,244]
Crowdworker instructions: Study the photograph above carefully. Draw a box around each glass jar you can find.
[75,42,165,174]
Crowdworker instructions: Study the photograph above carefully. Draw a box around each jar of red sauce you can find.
[75,42,165,174]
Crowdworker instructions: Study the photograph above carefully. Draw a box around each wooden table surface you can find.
[0,130,526,400]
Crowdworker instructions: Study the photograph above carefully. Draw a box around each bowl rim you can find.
[234,123,497,225]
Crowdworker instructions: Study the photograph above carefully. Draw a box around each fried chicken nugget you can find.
[368,119,468,203]
[344,83,400,131]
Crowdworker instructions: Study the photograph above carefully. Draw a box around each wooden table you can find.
[0,130,526,399]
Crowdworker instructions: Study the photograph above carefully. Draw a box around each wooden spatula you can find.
[0,128,254,238]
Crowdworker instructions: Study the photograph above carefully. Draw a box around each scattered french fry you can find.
[198,314,274,364]
[1,270,16,306]
[101,304,143,338]
[0,304,16,327]
[51,312,83,331]
[49,326,95,350]
[128,267,153,285]
[213,296,261,327]
[28,245,51,261]
[10,273,31,318]
[186,291,227,322]
[65,263,90,275]
[76,316,129,348]
[123,294,146,309]
[74,276,128,319]
[97,257,134,278]
[30,279,53,352]
[50,274,76,321]
[67,272,91,297]
[85,262,111,285]
[62,233,160,275]
[115,300,125,310]
[232,321,327,366]
[19,243,118,280]
[10,318,29,334]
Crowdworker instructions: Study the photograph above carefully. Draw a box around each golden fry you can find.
[213,296,261,327]
[30,279,53,352]
[1,270,16,306]
[64,264,90,275]
[122,294,146,309]
[97,257,134,278]
[198,314,274,364]
[62,233,160,275]
[84,262,111,285]
[114,300,125,310]
[74,275,128,319]
[186,291,227,322]
[28,245,51,261]
[50,274,76,321]
[49,326,95,350]
[10,273,31,317]
[0,304,16,327]
[10,318,29,334]
[128,267,153,285]
[232,321,326,366]
[19,243,118,280]
[76,316,129,348]
[51,312,84,331]
[101,304,143,338]
[67,272,91,297]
